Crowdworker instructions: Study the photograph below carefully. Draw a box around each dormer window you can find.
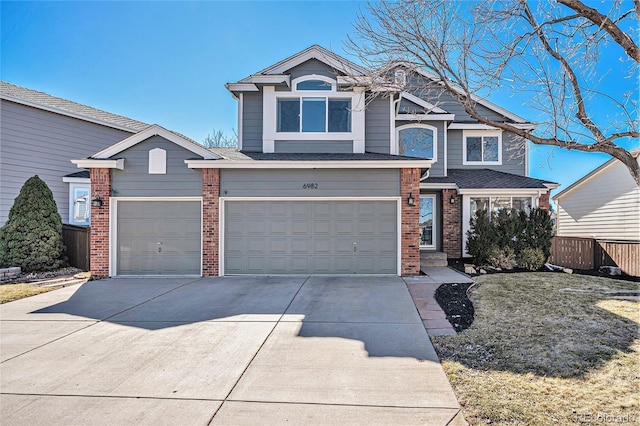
[296,79,332,91]
[276,75,351,134]
[262,74,366,152]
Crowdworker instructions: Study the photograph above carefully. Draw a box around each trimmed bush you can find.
[488,246,517,270]
[518,247,546,271]
[466,207,554,268]
[0,176,67,272]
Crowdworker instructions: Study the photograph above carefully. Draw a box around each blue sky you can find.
[2,1,638,200]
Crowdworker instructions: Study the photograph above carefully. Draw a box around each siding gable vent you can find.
[149,148,167,174]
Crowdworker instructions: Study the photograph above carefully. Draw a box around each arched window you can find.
[397,124,437,160]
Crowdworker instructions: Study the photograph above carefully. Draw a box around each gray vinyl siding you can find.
[0,100,134,225]
[286,59,342,81]
[110,135,202,197]
[556,161,640,240]
[395,120,446,177]
[365,97,391,154]
[241,92,263,152]
[447,130,526,175]
[221,169,399,198]
[274,140,353,153]
[405,75,506,121]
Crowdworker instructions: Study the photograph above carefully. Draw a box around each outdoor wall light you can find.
[407,193,415,207]
[449,195,456,204]
[91,195,103,208]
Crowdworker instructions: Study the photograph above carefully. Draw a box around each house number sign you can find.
[302,183,319,189]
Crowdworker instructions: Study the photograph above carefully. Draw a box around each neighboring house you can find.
[0,81,149,227]
[73,45,557,278]
[553,150,640,241]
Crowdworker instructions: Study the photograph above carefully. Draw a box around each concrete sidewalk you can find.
[1,276,466,425]
[406,267,475,336]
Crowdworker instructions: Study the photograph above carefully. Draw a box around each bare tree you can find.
[347,0,640,185]
[202,128,238,148]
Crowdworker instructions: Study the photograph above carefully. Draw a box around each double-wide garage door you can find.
[117,201,201,275]
[224,200,397,275]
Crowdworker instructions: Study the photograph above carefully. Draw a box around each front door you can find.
[420,195,436,249]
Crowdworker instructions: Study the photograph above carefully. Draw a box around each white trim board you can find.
[185,159,434,169]
[92,124,219,160]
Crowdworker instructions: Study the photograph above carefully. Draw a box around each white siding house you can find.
[554,151,640,241]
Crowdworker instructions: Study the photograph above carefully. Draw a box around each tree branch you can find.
[557,0,640,62]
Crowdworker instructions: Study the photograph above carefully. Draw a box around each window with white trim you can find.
[470,196,532,219]
[397,124,437,160]
[463,130,502,165]
[69,184,91,226]
[275,76,353,134]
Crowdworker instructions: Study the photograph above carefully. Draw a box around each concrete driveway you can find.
[0,276,464,425]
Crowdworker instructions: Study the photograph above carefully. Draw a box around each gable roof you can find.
[423,169,557,190]
[90,124,219,160]
[553,149,640,200]
[248,45,367,79]
[0,81,148,133]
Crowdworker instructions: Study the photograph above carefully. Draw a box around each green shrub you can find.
[488,246,517,269]
[0,176,67,272]
[467,206,554,268]
[517,247,546,271]
[466,209,496,265]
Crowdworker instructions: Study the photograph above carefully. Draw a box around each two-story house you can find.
[73,45,556,278]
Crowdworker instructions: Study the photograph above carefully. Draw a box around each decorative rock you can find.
[599,266,622,276]
[464,265,477,275]
[479,268,487,275]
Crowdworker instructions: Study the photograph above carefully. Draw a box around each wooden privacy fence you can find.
[549,236,640,277]
[62,224,90,271]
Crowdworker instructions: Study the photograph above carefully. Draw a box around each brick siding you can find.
[400,168,421,275]
[202,168,220,276]
[442,189,462,258]
[90,168,111,278]
[538,191,550,210]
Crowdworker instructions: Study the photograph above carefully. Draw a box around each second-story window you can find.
[397,124,437,159]
[276,76,352,134]
[463,130,502,165]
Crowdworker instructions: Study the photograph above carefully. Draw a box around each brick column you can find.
[90,168,111,278]
[538,191,550,210]
[202,168,220,276]
[400,168,421,276]
[442,189,462,258]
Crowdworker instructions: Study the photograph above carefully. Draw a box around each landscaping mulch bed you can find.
[1,267,84,285]
[434,282,475,332]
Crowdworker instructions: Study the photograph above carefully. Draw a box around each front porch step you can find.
[420,251,448,267]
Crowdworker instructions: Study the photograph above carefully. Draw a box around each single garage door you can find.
[117,201,201,275]
[224,200,397,275]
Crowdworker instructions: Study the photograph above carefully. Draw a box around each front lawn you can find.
[432,273,639,425]
[0,283,60,304]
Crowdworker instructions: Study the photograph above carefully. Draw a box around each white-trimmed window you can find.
[276,76,352,134]
[463,130,502,165]
[69,184,91,226]
[397,124,437,160]
[469,196,533,219]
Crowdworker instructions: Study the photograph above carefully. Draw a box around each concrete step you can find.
[421,260,448,267]
[420,251,448,267]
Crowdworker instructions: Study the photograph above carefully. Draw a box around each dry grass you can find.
[0,283,62,304]
[432,273,640,425]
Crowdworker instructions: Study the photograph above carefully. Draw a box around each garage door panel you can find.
[117,201,201,276]
[224,200,397,275]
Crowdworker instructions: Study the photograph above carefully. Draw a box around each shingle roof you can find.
[64,171,90,179]
[424,169,556,189]
[0,81,149,132]
[208,149,428,162]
